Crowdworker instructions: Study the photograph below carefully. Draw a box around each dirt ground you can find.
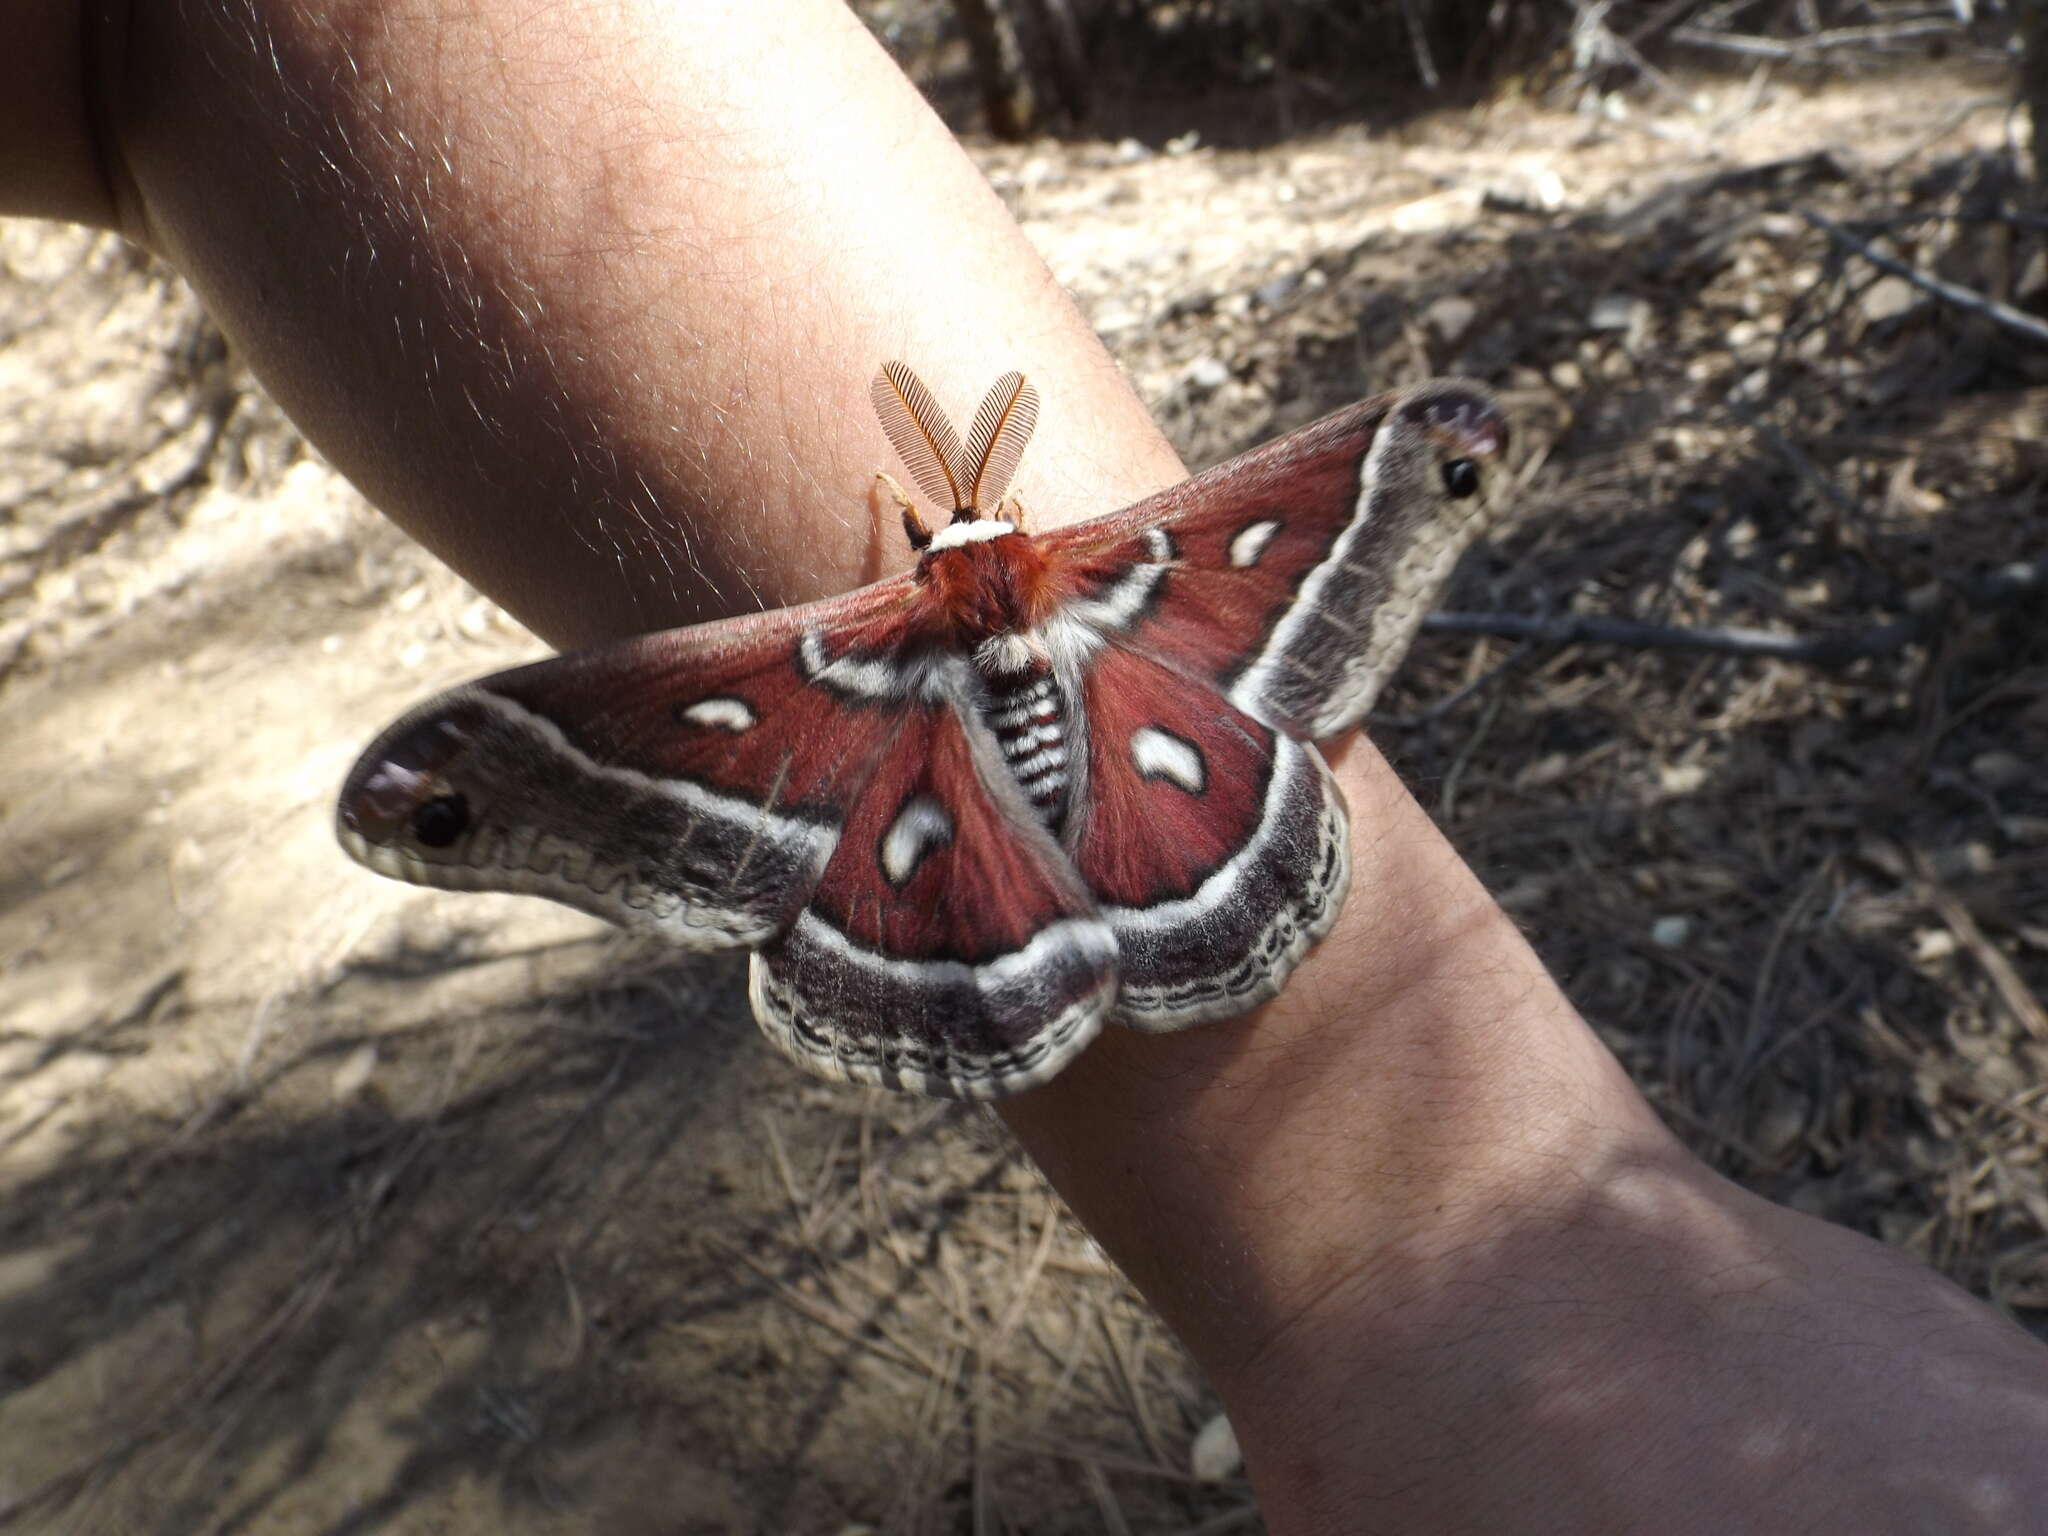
[4,51,2046,1536]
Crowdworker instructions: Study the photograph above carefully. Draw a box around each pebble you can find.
[1970,751,2025,790]
[1190,1413,1242,1481]
[1650,915,1693,949]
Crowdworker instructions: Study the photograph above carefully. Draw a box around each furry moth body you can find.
[338,365,1511,1098]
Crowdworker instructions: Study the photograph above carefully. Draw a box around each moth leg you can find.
[872,471,932,551]
[997,490,1029,532]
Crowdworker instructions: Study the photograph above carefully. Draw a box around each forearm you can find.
[81,0,1181,644]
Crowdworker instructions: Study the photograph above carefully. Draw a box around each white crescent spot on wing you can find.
[880,795,953,887]
[1130,726,1205,794]
[1229,519,1281,568]
[1226,440,1381,726]
[680,697,756,731]
[1110,734,1320,937]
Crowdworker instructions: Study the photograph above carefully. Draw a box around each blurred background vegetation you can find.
[858,0,2034,150]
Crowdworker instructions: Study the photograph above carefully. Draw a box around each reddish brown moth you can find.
[338,364,1511,1098]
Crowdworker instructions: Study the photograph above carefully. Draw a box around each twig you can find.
[1570,6,1698,115]
[1735,404,1857,515]
[710,1237,940,1377]
[1181,1507,1263,1536]
[555,1251,586,1370]
[1960,555,2048,605]
[991,1205,1061,1350]
[1879,95,2011,173]
[1419,609,1925,665]
[1435,673,1501,821]
[1625,0,1716,49]
[759,1110,810,1234]
[899,1340,966,1535]
[1099,1312,1174,1474]
[818,1100,959,1243]
[1397,0,1439,89]
[1371,641,1536,730]
[1729,860,1839,1104]
[756,1110,857,1314]
[1801,207,2048,348]
[1911,853,2048,1044]
[1860,1006,2048,1138]
[1673,18,1960,58]
[1080,1460,1135,1536]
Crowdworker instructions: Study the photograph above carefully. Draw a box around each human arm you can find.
[11,1,2048,1528]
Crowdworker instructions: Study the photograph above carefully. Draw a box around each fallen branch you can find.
[1407,554,2048,685]
[1673,18,1960,59]
[1801,207,2048,348]
[1910,851,2048,1045]
[1419,609,1923,665]
[1960,555,2048,605]
[1398,0,1439,89]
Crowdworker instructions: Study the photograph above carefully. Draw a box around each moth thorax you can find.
[983,665,1070,827]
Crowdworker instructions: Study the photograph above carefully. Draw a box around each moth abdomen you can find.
[982,665,1072,826]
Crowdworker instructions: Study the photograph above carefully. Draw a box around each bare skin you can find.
[12,2,2048,1529]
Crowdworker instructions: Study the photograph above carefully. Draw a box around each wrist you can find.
[1001,735,1680,1384]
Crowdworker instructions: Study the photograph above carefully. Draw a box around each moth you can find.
[338,363,1510,1099]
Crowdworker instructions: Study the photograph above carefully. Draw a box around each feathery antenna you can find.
[962,372,1040,514]
[871,362,1039,521]
[871,361,970,513]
